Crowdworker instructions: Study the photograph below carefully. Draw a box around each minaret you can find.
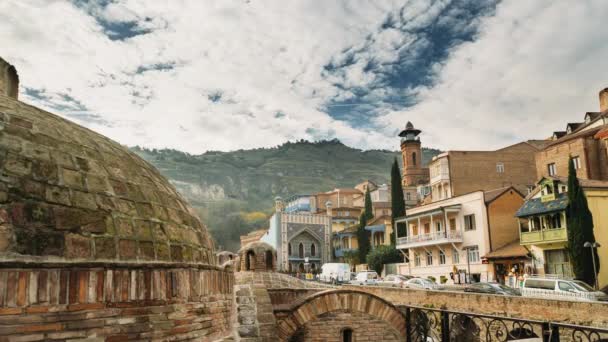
[399,121,425,187]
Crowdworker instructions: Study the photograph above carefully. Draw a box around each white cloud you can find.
[1,0,606,154]
[379,0,608,150]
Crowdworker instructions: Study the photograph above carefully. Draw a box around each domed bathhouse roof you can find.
[0,57,234,341]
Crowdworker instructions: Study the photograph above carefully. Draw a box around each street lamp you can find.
[583,241,601,290]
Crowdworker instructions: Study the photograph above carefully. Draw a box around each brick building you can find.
[0,57,234,340]
[534,88,608,181]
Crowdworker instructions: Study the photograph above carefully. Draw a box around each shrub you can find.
[427,276,436,283]
[440,276,448,284]
[365,245,402,275]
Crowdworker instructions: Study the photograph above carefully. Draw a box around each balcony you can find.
[396,230,463,249]
[334,248,357,258]
[520,228,567,245]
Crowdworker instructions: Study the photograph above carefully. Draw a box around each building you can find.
[0,57,234,339]
[365,215,393,249]
[399,122,430,207]
[516,176,608,287]
[395,187,524,283]
[535,88,608,181]
[261,197,331,272]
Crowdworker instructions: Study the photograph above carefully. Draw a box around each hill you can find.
[131,139,441,251]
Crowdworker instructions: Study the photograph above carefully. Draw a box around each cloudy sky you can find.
[1,0,607,153]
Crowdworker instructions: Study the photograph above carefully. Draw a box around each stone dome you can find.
[0,59,214,265]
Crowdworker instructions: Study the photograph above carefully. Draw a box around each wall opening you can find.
[265,250,273,270]
[6,65,18,99]
[412,152,417,166]
[298,243,304,258]
[310,243,316,257]
[342,328,353,342]
[246,250,255,271]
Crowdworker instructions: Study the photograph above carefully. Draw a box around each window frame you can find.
[439,250,446,265]
[547,163,556,176]
[426,251,433,266]
[572,156,581,170]
[464,214,476,231]
[496,162,505,173]
[467,246,480,263]
[452,248,460,264]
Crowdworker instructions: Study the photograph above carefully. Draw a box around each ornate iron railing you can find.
[400,305,608,341]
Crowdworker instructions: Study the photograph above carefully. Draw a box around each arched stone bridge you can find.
[273,289,407,341]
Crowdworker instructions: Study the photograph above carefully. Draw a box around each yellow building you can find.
[516,177,608,288]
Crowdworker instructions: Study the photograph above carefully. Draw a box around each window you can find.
[288,243,292,255]
[311,243,316,257]
[496,162,504,173]
[558,281,575,292]
[426,251,433,265]
[414,253,421,267]
[406,192,411,201]
[550,214,562,229]
[547,163,556,176]
[412,152,417,166]
[439,250,446,265]
[467,246,480,263]
[435,220,442,232]
[464,215,476,231]
[449,218,456,230]
[298,243,304,258]
[572,156,581,170]
[452,248,460,264]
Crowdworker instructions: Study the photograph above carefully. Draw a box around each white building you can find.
[394,188,525,283]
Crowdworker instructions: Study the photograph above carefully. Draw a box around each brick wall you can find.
[487,188,524,251]
[535,137,607,181]
[0,266,234,341]
[299,311,401,342]
[345,285,608,327]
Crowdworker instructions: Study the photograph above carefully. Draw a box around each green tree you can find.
[343,249,360,270]
[390,158,406,245]
[364,187,373,220]
[366,245,402,275]
[566,157,600,285]
[356,212,370,262]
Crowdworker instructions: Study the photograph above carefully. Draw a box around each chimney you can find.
[325,201,333,216]
[600,88,608,112]
[0,57,19,100]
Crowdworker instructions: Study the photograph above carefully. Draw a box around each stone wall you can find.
[535,136,607,181]
[345,285,608,327]
[0,266,234,341]
[298,311,401,342]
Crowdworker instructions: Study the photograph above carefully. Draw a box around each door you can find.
[545,249,573,277]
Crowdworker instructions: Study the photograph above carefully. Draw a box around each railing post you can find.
[542,323,560,342]
[405,308,412,342]
[441,311,450,342]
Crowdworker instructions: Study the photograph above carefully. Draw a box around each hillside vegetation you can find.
[132,139,440,251]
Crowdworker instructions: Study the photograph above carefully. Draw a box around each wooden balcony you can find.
[520,228,567,245]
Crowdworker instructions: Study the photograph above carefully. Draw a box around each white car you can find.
[319,263,351,284]
[378,274,414,287]
[352,271,379,285]
[521,278,608,302]
[404,278,439,290]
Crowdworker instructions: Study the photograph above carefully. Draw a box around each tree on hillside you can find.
[356,212,371,263]
[364,187,373,220]
[566,157,600,285]
[390,158,406,245]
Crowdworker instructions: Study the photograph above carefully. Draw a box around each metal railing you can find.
[401,305,608,341]
[397,230,462,246]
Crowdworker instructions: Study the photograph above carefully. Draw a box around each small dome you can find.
[405,121,414,130]
[0,83,214,265]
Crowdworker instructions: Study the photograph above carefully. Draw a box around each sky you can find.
[1,0,607,153]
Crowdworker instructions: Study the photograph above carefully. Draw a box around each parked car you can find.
[521,277,608,302]
[378,274,414,287]
[464,282,521,296]
[319,263,351,284]
[352,271,379,286]
[404,278,439,290]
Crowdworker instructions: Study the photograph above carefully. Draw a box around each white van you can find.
[521,277,608,302]
[353,271,379,286]
[319,263,351,284]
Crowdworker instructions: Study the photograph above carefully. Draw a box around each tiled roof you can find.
[366,215,391,226]
[483,240,530,259]
[546,124,607,148]
[484,186,522,204]
[372,201,391,208]
[515,192,568,217]
[547,176,608,189]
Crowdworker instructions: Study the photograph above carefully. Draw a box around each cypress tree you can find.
[364,187,373,220]
[390,158,406,245]
[356,212,370,262]
[566,157,600,285]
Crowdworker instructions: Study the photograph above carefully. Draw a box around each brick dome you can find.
[0,61,214,265]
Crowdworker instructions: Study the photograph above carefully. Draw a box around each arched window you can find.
[288,243,292,255]
[342,328,353,342]
[298,243,304,258]
[245,250,255,271]
[310,243,316,257]
[412,152,417,166]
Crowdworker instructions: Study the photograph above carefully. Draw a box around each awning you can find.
[483,241,530,260]
[365,224,385,233]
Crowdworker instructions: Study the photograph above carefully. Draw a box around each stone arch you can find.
[238,241,277,272]
[276,289,406,341]
[246,250,255,271]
